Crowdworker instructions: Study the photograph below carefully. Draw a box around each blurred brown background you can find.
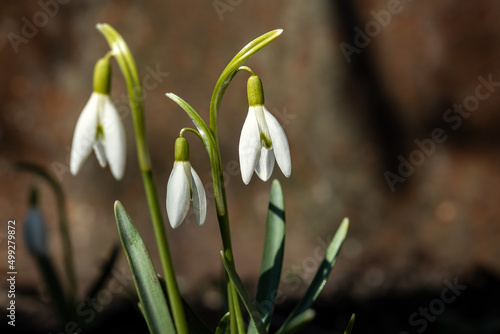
[1,0,500,332]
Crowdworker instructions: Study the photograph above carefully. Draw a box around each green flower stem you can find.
[96,23,150,171]
[179,127,203,141]
[227,280,238,334]
[97,23,187,334]
[168,30,283,332]
[232,283,246,334]
[209,29,283,139]
[15,162,77,306]
[212,154,244,334]
[207,29,284,266]
[227,278,245,334]
[209,29,283,332]
[237,66,255,76]
[166,93,244,331]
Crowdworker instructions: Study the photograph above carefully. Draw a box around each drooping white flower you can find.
[166,137,206,228]
[70,57,126,180]
[24,208,47,257]
[239,75,291,184]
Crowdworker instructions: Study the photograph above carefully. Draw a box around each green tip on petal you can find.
[247,75,265,107]
[260,132,272,149]
[93,56,112,95]
[174,136,189,162]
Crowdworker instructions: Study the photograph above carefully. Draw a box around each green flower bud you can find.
[93,56,112,95]
[174,136,189,162]
[247,75,265,107]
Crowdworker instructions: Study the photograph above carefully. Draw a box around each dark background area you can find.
[1,0,500,333]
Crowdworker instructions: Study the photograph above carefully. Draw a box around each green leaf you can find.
[344,313,355,334]
[220,252,267,334]
[215,312,231,334]
[157,275,212,334]
[279,309,315,334]
[165,93,213,150]
[248,179,286,333]
[276,218,349,334]
[114,201,175,334]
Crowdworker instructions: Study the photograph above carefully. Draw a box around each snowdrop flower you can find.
[166,137,207,228]
[239,75,291,184]
[70,56,126,180]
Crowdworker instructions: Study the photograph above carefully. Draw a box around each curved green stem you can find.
[209,29,283,140]
[97,23,187,334]
[15,162,77,307]
[209,29,283,333]
[237,66,256,76]
[207,28,284,257]
[168,29,283,333]
[180,127,202,140]
[167,93,243,331]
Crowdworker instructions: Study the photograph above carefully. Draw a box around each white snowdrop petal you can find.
[264,107,291,177]
[255,147,275,182]
[239,108,261,184]
[166,162,191,229]
[190,167,207,226]
[102,97,126,180]
[93,141,107,168]
[70,93,100,175]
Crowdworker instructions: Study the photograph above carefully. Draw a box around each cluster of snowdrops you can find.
[24,23,353,334]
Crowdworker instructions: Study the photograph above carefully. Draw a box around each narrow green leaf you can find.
[248,180,286,333]
[276,218,349,334]
[279,309,315,334]
[157,275,212,334]
[137,302,155,334]
[165,93,213,148]
[215,312,231,334]
[344,313,355,334]
[114,201,174,334]
[220,252,267,334]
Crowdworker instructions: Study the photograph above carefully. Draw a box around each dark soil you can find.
[3,266,499,334]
